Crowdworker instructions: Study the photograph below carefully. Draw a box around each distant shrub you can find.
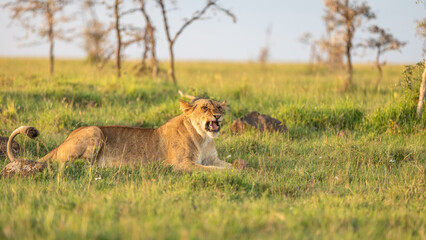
[368,61,426,132]
[401,61,424,99]
[368,101,420,132]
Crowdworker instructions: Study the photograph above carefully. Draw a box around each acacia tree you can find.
[321,36,346,70]
[416,19,426,118]
[417,59,426,118]
[112,0,123,77]
[258,26,272,64]
[299,33,315,66]
[360,25,406,89]
[135,0,159,78]
[320,11,346,70]
[415,2,426,118]
[157,0,236,84]
[416,18,426,55]
[110,0,159,78]
[82,0,112,64]
[101,0,153,78]
[84,19,107,63]
[323,0,375,90]
[101,0,142,77]
[299,33,325,71]
[3,0,71,75]
[102,0,126,77]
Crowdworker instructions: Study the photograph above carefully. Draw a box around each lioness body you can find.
[42,126,163,166]
[5,98,232,172]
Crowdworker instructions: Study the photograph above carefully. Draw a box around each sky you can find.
[0,0,425,64]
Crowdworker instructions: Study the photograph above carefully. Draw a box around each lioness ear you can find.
[221,100,229,112]
[179,100,194,114]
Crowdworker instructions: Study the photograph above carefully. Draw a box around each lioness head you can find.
[180,98,228,138]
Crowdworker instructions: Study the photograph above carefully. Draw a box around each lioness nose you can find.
[214,115,221,120]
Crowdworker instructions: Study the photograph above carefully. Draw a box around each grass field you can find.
[0,58,424,239]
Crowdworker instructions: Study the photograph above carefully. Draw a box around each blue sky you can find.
[0,0,425,63]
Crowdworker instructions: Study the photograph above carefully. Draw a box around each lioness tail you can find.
[7,126,39,162]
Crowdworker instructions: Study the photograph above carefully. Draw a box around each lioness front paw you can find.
[232,159,247,170]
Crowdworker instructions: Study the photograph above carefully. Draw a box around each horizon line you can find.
[0,56,420,65]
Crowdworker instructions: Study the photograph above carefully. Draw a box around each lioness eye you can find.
[218,106,222,111]
[201,106,208,110]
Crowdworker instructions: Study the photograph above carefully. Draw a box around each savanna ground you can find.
[0,58,424,239]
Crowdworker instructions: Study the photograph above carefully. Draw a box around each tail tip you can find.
[25,127,39,139]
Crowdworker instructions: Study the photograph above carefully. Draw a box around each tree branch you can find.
[212,3,236,23]
[121,7,140,16]
[157,0,173,44]
[158,0,236,46]
[171,1,215,44]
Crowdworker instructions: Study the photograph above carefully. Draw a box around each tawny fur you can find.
[4,98,232,174]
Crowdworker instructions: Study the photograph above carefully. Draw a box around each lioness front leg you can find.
[212,158,232,168]
[202,153,232,169]
[167,150,227,172]
[205,155,246,170]
[171,159,227,172]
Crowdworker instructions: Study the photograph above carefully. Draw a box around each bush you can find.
[368,61,426,132]
[368,101,420,132]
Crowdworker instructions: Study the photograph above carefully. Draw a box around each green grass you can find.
[0,58,424,239]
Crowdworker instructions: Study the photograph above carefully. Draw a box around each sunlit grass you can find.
[0,58,424,239]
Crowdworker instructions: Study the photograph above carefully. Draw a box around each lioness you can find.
[3,96,236,175]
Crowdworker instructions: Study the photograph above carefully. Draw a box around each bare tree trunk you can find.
[343,0,353,91]
[114,0,121,78]
[417,59,426,119]
[158,0,176,84]
[148,26,158,79]
[156,0,234,84]
[344,44,352,90]
[47,1,54,75]
[375,63,382,90]
[140,29,149,71]
[168,43,176,84]
[375,47,382,90]
[49,29,54,75]
[308,44,317,72]
[139,0,158,79]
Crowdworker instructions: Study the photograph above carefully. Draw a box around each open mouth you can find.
[205,121,221,132]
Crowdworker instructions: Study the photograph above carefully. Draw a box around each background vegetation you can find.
[0,58,424,239]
